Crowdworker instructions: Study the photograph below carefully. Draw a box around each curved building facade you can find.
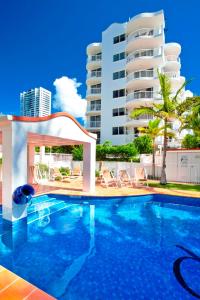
[86,10,185,145]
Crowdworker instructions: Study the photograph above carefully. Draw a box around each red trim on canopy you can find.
[12,112,96,140]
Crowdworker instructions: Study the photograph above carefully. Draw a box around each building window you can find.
[113,52,125,62]
[113,89,125,98]
[112,126,125,135]
[112,107,127,117]
[113,70,125,80]
[113,34,126,44]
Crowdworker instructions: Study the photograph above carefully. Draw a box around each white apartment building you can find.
[20,87,51,117]
[86,10,185,145]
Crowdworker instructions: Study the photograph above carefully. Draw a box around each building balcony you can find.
[126,69,159,89]
[86,88,101,99]
[125,114,154,127]
[126,48,163,71]
[126,27,163,52]
[86,121,101,130]
[164,55,181,71]
[86,104,101,115]
[86,54,102,70]
[126,90,162,108]
[87,42,101,54]
[86,70,102,85]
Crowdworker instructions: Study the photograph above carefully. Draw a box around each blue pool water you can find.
[0,194,200,299]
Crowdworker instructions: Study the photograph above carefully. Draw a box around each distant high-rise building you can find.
[85,10,186,145]
[20,87,51,117]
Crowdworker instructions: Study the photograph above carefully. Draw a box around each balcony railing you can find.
[127,69,154,82]
[87,70,102,79]
[87,88,101,95]
[126,91,161,103]
[87,121,101,128]
[127,27,162,43]
[165,71,180,78]
[126,114,154,122]
[87,54,102,63]
[87,104,101,112]
[165,55,180,62]
[127,48,162,63]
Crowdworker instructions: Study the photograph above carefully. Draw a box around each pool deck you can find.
[0,266,55,300]
[34,178,200,199]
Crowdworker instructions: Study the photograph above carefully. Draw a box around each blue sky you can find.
[0,0,199,116]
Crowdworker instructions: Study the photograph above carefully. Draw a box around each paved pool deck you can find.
[0,266,55,300]
[34,178,200,199]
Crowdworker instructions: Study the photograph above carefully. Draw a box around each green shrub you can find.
[133,135,152,154]
[182,134,200,149]
[95,170,100,177]
[55,176,62,181]
[59,167,71,176]
[72,145,83,161]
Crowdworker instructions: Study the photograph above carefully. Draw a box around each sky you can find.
[0,0,200,120]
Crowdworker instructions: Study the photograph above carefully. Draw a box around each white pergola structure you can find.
[0,113,96,222]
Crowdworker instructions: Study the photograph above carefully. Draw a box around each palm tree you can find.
[138,119,171,179]
[130,71,193,184]
[182,97,200,136]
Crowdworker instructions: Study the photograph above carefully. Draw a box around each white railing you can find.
[126,91,161,103]
[126,48,162,63]
[87,104,101,112]
[87,54,102,63]
[126,114,154,123]
[87,121,101,128]
[165,55,180,62]
[127,27,162,43]
[87,71,102,79]
[87,88,101,95]
[127,69,154,82]
[165,71,180,78]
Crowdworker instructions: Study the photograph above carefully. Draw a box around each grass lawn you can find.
[148,181,200,192]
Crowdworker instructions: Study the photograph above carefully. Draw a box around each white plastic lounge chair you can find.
[101,169,119,188]
[49,167,68,181]
[133,167,148,187]
[71,166,82,176]
[117,169,135,187]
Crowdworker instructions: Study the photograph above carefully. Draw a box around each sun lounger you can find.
[117,169,135,187]
[101,169,119,188]
[133,167,148,187]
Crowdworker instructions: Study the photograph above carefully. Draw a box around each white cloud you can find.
[53,76,87,119]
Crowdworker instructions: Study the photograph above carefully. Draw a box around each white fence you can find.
[35,153,73,168]
[141,150,200,184]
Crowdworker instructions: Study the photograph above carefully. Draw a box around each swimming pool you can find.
[0,194,200,299]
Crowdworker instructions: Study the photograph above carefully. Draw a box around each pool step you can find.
[28,200,72,224]
[0,265,55,299]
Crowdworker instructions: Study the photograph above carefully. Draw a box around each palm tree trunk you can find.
[160,120,167,184]
[152,140,155,179]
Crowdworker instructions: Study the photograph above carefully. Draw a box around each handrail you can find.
[126,91,161,102]
[127,70,154,82]
[127,27,162,43]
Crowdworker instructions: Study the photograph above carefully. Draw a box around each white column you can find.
[2,124,28,222]
[28,144,35,184]
[39,145,45,163]
[83,141,96,192]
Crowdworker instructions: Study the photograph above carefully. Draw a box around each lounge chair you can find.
[29,165,47,186]
[133,167,148,187]
[101,169,119,188]
[117,169,135,187]
[71,166,82,176]
[50,167,68,181]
